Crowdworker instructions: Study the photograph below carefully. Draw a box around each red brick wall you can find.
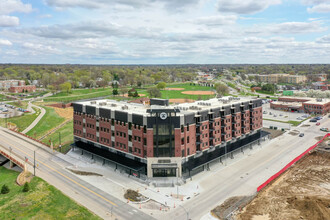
[85,115,96,142]
[174,128,182,157]
[146,129,154,157]
[278,97,309,103]
[232,112,242,137]
[114,121,128,153]
[222,115,232,142]
[251,107,263,130]
[132,125,144,157]
[242,110,251,134]
[9,85,36,93]
[212,117,221,146]
[199,121,210,150]
[73,112,83,138]
[99,118,111,147]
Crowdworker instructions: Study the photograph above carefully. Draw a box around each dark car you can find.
[299,133,304,137]
[310,119,317,122]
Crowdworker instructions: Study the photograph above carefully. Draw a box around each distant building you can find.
[9,85,36,93]
[257,74,307,84]
[316,73,327,82]
[128,97,150,105]
[0,80,25,90]
[270,97,330,114]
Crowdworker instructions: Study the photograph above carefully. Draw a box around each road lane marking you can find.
[0,135,118,207]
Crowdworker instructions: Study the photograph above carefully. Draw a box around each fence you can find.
[257,132,330,192]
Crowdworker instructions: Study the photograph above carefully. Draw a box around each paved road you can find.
[0,127,154,220]
[160,116,330,220]
[22,103,46,134]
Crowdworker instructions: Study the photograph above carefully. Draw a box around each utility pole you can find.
[59,132,61,152]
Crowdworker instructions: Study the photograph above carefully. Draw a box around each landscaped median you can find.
[263,118,302,127]
[0,167,100,219]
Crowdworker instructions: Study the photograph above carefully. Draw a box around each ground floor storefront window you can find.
[152,168,176,177]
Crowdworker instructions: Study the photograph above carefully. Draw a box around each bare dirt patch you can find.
[122,93,146,97]
[181,91,215,95]
[67,168,102,176]
[236,151,330,220]
[53,107,73,120]
[262,128,284,139]
[165,88,184,91]
[169,98,194,103]
[288,130,300,136]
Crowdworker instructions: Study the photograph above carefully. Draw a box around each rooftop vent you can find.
[99,102,107,106]
[90,101,96,105]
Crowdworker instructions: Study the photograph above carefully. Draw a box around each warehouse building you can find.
[73,97,264,179]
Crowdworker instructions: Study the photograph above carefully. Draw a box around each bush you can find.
[22,182,30,192]
[1,184,10,194]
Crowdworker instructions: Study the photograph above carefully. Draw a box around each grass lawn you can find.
[9,101,28,109]
[42,120,73,148]
[263,118,301,126]
[0,107,40,132]
[44,88,113,103]
[0,167,100,220]
[0,94,11,101]
[26,106,65,139]
[137,83,216,100]
[256,90,275,95]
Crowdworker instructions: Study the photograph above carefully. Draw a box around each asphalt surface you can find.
[0,127,154,220]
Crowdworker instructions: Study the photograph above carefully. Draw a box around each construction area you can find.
[213,138,330,220]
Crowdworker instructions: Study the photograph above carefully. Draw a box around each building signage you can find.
[159,112,167,120]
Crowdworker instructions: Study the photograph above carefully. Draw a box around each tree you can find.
[22,182,30,192]
[133,91,139,97]
[147,87,161,98]
[214,83,229,96]
[47,85,56,94]
[1,184,9,194]
[112,88,118,95]
[59,82,72,94]
[157,82,166,90]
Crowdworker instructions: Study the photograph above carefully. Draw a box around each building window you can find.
[187,136,190,143]
[181,137,184,145]
[182,149,185,157]
[186,124,189,131]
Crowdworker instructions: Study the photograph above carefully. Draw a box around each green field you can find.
[0,167,100,220]
[137,83,216,100]
[0,94,11,101]
[0,107,40,132]
[44,88,113,103]
[42,120,73,149]
[26,106,65,139]
[263,118,301,126]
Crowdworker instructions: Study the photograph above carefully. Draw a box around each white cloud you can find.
[307,3,330,13]
[0,0,32,15]
[46,0,200,11]
[217,0,281,14]
[267,21,326,34]
[316,34,330,43]
[0,15,19,27]
[0,39,12,46]
[194,15,238,26]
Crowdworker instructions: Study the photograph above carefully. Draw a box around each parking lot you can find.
[0,103,24,118]
[262,103,307,122]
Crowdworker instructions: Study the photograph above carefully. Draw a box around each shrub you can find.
[1,184,10,194]
[22,182,30,192]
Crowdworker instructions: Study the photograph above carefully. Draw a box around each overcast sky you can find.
[0,0,330,64]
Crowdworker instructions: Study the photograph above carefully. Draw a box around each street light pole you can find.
[59,132,61,152]
[179,205,189,220]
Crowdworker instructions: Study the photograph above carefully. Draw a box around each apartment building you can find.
[73,97,263,179]
[257,74,307,84]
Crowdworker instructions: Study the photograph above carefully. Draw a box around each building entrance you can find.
[152,168,176,177]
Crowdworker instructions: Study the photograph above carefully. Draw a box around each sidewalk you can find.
[22,103,46,134]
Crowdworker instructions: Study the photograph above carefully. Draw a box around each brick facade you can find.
[9,85,36,93]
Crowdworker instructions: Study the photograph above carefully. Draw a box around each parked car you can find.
[315,116,322,120]
[269,112,272,115]
[299,133,304,137]
[316,122,320,126]
[320,128,329,132]
[279,114,283,117]
[310,119,317,122]
[263,111,267,114]
[296,117,303,120]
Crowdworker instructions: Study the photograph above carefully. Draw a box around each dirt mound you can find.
[53,107,73,119]
[236,151,330,220]
[165,88,184,91]
[169,98,194,103]
[181,91,215,95]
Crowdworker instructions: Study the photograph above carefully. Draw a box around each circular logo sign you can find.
[159,112,167,120]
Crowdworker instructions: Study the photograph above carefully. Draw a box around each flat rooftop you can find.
[280,96,330,105]
[75,96,258,116]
